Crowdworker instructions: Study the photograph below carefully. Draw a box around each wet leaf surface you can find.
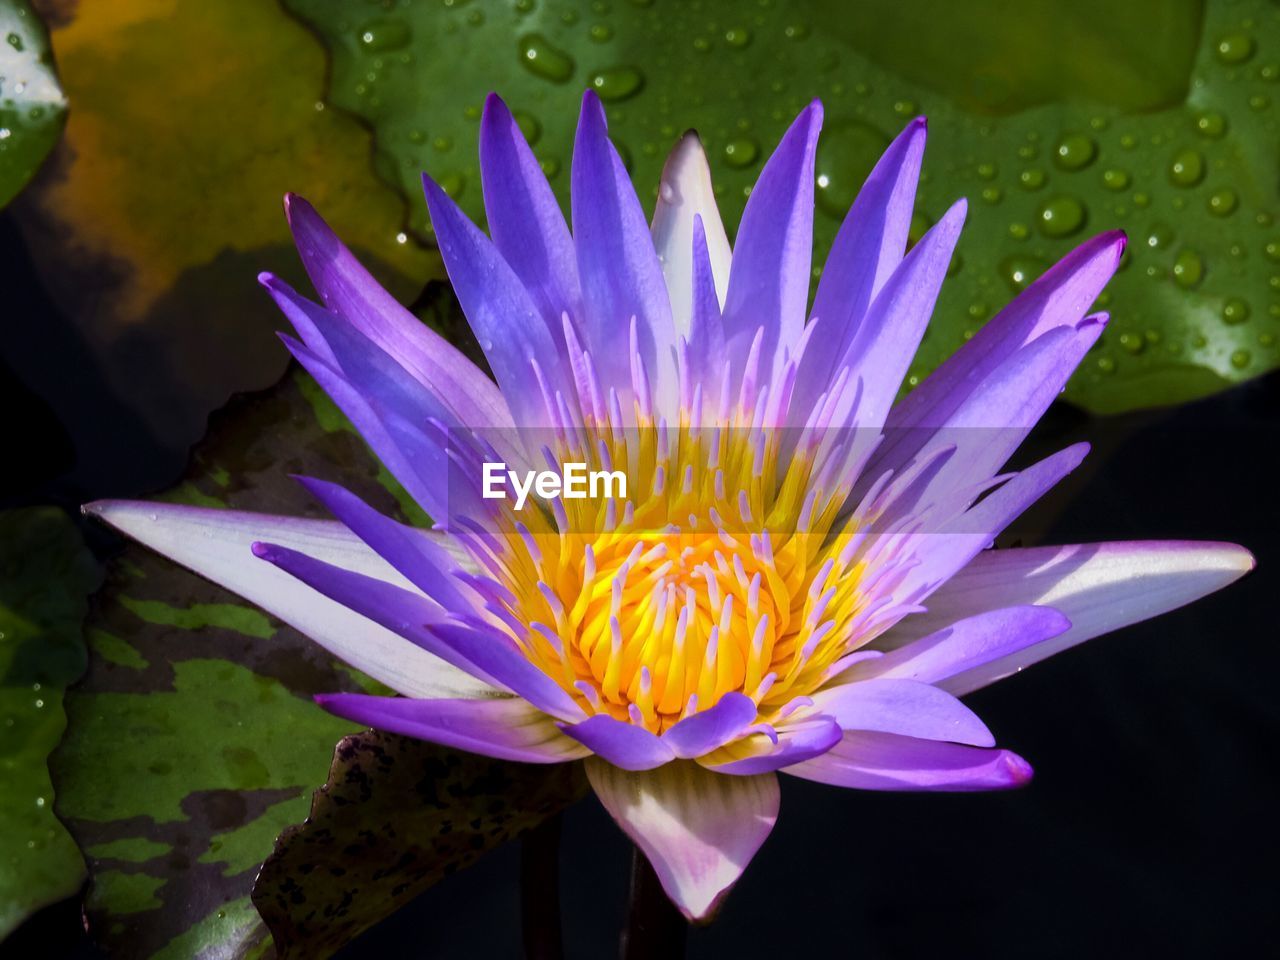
[0,507,99,942]
[285,0,1279,413]
[11,0,437,460]
[254,731,584,960]
[0,0,65,208]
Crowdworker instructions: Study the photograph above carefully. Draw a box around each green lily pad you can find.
[53,364,576,958]
[253,730,584,960]
[9,0,438,461]
[285,0,1280,413]
[0,0,65,209]
[0,508,99,942]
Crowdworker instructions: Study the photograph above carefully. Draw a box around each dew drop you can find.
[977,161,997,181]
[518,33,575,83]
[1146,223,1174,249]
[1222,297,1251,324]
[999,254,1049,292]
[357,18,412,51]
[1264,239,1280,262]
[1172,248,1205,288]
[725,26,752,48]
[1101,168,1130,191]
[1194,111,1228,139]
[1053,133,1097,171]
[815,119,890,220]
[1037,195,1086,238]
[1018,168,1046,191]
[723,137,760,168]
[437,173,466,198]
[1230,349,1252,369]
[1215,33,1255,65]
[589,23,613,43]
[1207,189,1238,217]
[1118,332,1146,355]
[1248,93,1271,112]
[589,66,644,101]
[981,186,1002,205]
[1168,149,1205,187]
[1008,222,1030,240]
[1096,355,1116,374]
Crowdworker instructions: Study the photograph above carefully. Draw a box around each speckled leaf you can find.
[0,0,65,208]
[285,0,1280,412]
[52,365,575,959]
[0,508,99,942]
[10,0,437,461]
[253,731,585,960]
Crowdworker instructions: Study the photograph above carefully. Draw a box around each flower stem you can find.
[521,813,564,960]
[619,845,687,960]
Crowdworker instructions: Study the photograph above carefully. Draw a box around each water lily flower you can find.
[86,91,1253,923]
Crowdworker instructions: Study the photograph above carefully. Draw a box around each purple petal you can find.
[875,232,1124,476]
[897,311,1102,510]
[882,540,1255,695]
[263,275,460,435]
[586,757,779,921]
[793,117,926,421]
[661,692,759,759]
[680,215,727,408]
[721,102,822,380]
[423,173,571,424]
[81,501,491,699]
[651,132,731,336]
[787,730,1033,791]
[892,442,1092,603]
[559,714,674,771]
[479,93,582,338]
[826,198,967,432]
[315,693,587,763]
[807,678,994,746]
[571,90,676,415]
[850,606,1071,685]
[279,334,454,521]
[293,475,478,613]
[251,540,584,721]
[888,231,1125,432]
[702,716,843,775]
[283,194,511,430]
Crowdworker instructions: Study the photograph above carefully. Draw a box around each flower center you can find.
[486,415,884,732]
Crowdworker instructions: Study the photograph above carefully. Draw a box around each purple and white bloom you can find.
[87,91,1253,922]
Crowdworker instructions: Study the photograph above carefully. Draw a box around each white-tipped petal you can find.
[586,757,777,922]
[651,131,732,336]
[880,540,1255,695]
[84,501,496,699]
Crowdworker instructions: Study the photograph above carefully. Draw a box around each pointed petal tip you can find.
[1005,751,1034,787]
[1226,543,1257,573]
[580,87,605,118]
[282,192,317,224]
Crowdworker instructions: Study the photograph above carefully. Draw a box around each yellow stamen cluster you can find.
[479,408,889,733]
